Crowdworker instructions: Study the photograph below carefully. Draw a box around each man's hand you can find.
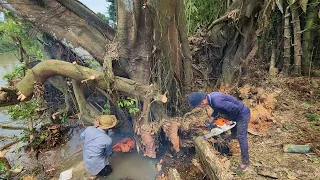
[209,117,215,123]
[225,120,233,125]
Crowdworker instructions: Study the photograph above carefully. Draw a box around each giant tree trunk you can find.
[115,0,194,157]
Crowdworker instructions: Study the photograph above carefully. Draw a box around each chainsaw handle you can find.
[229,121,236,128]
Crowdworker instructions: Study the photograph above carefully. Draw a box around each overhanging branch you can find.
[15,60,164,102]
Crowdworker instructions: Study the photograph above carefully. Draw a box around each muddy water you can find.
[0,52,23,148]
[64,127,158,180]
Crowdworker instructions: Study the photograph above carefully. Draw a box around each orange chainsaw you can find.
[204,118,236,139]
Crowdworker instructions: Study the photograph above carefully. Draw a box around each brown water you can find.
[0,52,23,148]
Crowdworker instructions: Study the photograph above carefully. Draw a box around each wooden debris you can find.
[0,151,11,171]
[283,144,311,153]
[0,134,14,139]
[257,167,278,179]
[0,123,27,130]
[168,168,182,180]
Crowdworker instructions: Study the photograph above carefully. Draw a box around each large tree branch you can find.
[56,0,115,40]
[2,0,110,62]
[15,60,162,102]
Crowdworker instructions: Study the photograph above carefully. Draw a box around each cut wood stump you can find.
[194,136,233,180]
[0,151,11,171]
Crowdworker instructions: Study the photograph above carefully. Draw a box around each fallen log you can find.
[194,136,233,180]
[0,134,14,139]
[0,141,19,151]
[0,123,27,130]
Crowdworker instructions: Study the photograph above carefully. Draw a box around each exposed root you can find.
[140,127,157,158]
[162,121,181,152]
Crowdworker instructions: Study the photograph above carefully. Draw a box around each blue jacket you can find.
[207,92,249,121]
[80,126,113,175]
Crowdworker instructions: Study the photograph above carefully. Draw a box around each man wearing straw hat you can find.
[80,115,117,177]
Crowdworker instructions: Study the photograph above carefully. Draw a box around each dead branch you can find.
[0,141,19,151]
[0,123,27,130]
[0,134,15,139]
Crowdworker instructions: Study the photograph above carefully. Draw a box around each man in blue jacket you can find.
[80,115,117,177]
[188,91,251,172]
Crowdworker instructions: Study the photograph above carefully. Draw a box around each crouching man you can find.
[80,115,117,177]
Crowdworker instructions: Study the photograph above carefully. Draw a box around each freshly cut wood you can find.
[0,151,11,171]
[283,144,311,153]
[168,168,182,180]
[194,136,233,180]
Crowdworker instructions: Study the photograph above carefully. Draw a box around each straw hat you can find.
[96,115,117,129]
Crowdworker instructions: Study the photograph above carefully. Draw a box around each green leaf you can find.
[276,0,284,13]
[300,0,308,13]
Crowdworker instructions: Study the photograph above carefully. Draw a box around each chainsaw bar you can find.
[204,121,237,139]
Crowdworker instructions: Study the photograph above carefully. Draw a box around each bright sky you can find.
[79,0,109,14]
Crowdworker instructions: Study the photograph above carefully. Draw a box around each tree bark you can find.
[176,0,193,89]
[0,87,19,107]
[72,80,101,123]
[283,6,291,75]
[56,0,115,40]
[14,60,160,102]
[291,2,303,75]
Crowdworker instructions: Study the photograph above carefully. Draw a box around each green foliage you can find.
[117,97,139,115]
[60,110,68,123]
[0,11,45,59]
[0,35,16,53]
[8,100,38,120]
[97,12,109,22]
[102,103,111,115]
[106,0,116,28]
[305,113,320,121]
[3,63,25,80]
[0,161,4,171]
[184,0,226,34]
[283,124,293,130]
[84,59,101,70]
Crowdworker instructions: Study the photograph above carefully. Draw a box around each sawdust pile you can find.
[237,85,280,135]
